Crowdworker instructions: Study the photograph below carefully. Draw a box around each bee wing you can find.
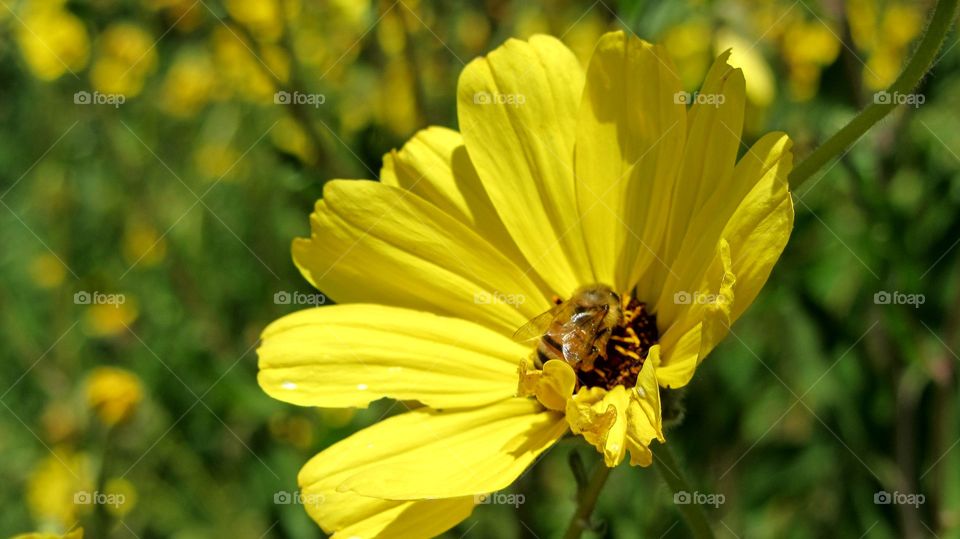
[512,305,562,345]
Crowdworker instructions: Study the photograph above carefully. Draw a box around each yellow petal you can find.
[457,34,592,295]
[327,398,567,499]
[293,180,552,335]
[566,370,664,468]
[640,50,746,305]
[517,359,577,411]
[575,31,687,292]
[11,531,83,539]
[299,478,473,539]
[631,346,664,443]
[656,133,793,388]
[380,126,527,268]
[258,304,526,409]
[566,386,628,466]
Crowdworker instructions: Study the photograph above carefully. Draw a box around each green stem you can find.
[789,0,959,188]
[562,461,612,539]
[653,444,715,539]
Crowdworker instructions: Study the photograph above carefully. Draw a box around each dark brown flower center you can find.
[576,296,659,390]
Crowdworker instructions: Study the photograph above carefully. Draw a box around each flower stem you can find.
[788,0,960,189]
[562,461,612,539]
[653,444,715,539]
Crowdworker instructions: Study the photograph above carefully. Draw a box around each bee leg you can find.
[595,329,613,359]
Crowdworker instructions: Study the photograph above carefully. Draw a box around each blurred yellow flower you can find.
[329,0,368,28]
[455,11,491,54]
[211,26,287,102]
[15,1,90,81]
[159,49,217,118]
[29,254,67,289]
[225,0,284,43]
[561,11,609,65]
[662,19,713,90]
[513,7,550,38]
[83,299,139,338]
[103,477,138,517]
[378,60,420,137]
[26,449,93,529]
[11,529,84,539]
[377,11,407,57]
[259,31,794,537]
[85,366,144,426]
[41,401,80,444]
[91,23,158,97]
[715,28,775,107]
[123,219,167,267]
[194,142,243,180]
[270,117,316,165]
[848,0,924,90]
[781,21,840,101]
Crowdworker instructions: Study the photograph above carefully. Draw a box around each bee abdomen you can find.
[535,334,563,367]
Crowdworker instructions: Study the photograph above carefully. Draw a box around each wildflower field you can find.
[1,0,959,538]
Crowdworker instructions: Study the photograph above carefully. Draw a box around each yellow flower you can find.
[12,529,84,539]
[123,219,167,267]
[225,0,284,42]
[270,117,316,165]
[715,28,776,107]
[103,478,138,517]
[193,142,243,180]
[85,367,144,426]
[82,299,139,338]
[662,19,713,90]
[30,254,68,289]
[159,49,217,118]
[781,21,841,101]
[210,26,287,102]
[258,31,793,537]
[90,23,158,97]
[26,449,93,529]
[847,0,924,90]
[15,2,90,81]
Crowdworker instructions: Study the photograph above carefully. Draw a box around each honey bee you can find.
[514,284,623,370]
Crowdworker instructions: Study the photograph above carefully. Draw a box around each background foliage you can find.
[1,0,959,537]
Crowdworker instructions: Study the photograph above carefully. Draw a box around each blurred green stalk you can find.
[562,459,612,539]
[653,444,715,539]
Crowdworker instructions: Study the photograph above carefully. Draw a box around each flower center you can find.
[575,295,659,390]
